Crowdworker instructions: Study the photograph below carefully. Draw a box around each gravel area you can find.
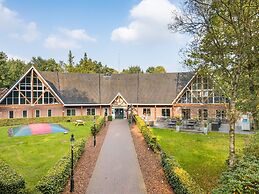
[62,122,109,194]
[130,124,174,194]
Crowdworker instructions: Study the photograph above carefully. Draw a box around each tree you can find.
[169,0,258,167]
[29,57,63,72]
[0,52,9,88]
[146,66,155,73]
[122,66,143,74]
[71,52,117,74]
[66,50,75,72]
[6,59,28,86]
[146,66,166,73]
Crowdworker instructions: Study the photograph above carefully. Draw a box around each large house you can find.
[0,66,227,120]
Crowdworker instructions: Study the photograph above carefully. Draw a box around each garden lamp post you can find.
[91,116,97,147]
[70,134,75,192]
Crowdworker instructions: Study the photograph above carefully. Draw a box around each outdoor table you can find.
[75,120,85,126]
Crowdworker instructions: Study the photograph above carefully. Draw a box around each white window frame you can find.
[22,110,28,118]
[35,109,41,118]
[47,109,52,117]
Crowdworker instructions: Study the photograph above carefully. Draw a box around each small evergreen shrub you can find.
[35,139,86,194]
[107,115,112,121]
[213,133,259,193]
[35,116,105,194]
[0,159,25,194]
[134,115,204,194]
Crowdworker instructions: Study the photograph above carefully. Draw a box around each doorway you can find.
[115,108,124,119]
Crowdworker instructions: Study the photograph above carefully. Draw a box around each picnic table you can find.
[75,120,85,126]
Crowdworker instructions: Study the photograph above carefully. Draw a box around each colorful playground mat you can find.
[9,123,68,137]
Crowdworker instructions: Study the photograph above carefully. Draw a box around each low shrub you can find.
[35,116,105,194]
[35,139,86,194]
[212,155,259,194]
[0,159,25,194]
[0,115,93,127]
[161,152,205,194]
[107,115,112,121]
[134,115,159,151]
[213,133,259,193]
[134,115,204,194]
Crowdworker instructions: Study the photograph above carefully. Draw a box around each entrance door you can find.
[115,108,124,119]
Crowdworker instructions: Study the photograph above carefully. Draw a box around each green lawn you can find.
[152,128,250,192]
[0,122,92,192]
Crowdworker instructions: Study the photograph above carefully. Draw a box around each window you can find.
[162,108,170,117]
[87,108,96,115]
[198,109,208,120]
[22,110,27,118]
[9,111,14,118]
[143,108,151,116]
[216,110,226,119]
[182,109,190,120]
[48,109,52,117]
[35,110,40,117]
[67,109,76,116]
[104,108,108,116]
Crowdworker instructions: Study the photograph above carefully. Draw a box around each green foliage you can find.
[0,115,93,127]
[213,133,259,193]
[107,115,113,121]
[67,51,117,74]
[29,57,64,72]
[0,159,25,194]
[35,139,86,194]
[244,132,259,158]
[161,152,205,194]
[134,115,204,193]
[122,66,143,74]
[212,156,259,194]
[134,115,159,151]
[146,66,166,73]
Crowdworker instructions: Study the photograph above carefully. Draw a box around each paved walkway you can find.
[86,120,147,194]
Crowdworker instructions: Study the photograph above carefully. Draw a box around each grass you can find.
[152,128,250,192]
[0,121,93,192]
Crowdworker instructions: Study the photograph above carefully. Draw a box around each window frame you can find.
[22,110,28,118]
[35,109,41,118]
[162,108,170,117]
[143,108,151,116]
[47,109,52,117]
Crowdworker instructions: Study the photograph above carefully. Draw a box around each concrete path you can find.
[86,120,147,194]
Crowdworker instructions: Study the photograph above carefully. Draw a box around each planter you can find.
[176,125,180,132]
[203,127,208,135]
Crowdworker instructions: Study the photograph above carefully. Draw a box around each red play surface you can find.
[29,124,52,135]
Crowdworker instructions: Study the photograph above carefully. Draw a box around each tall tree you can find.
[122,66,143,74]
[66,50,75,72]
[0,52,9,88]
[169,0,258,167]
[146,66,166,73]
[29,57,63,72]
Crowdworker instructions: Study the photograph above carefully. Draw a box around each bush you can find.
[0,115,93,127]
[0,159,25,194]
[134,115,159,151]
[35,139,86,194]
[161,152,205,194]
[212,156,259,194]
[134,115,204,194]
[107,115,112,121]
[213,133,259,193]
[35,116,105,194]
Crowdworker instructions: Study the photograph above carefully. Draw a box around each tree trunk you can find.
[228,101,237,167]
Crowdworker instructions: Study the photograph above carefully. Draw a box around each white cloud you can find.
[44,28,96,49]
[0,2,39,42]
[111,0,181,43]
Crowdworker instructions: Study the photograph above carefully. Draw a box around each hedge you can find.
[107,115,113,121]
[35,116,105,194]
[133,115,204,194]
[161,152,205,194]
[0,159,25,194]
[0,115,94,127]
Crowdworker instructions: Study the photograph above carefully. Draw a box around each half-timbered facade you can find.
[0,66,226,120]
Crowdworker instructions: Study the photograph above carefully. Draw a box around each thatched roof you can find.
[40,71,194,105]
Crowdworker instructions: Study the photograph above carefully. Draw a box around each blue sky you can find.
[0,0,191,72]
